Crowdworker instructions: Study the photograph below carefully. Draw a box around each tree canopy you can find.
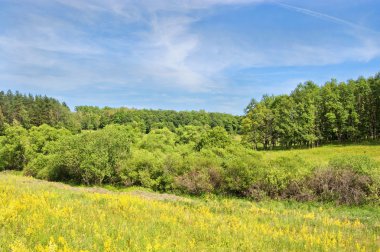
[242,74,380,149]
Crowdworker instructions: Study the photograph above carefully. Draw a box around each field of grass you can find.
[1,172,379,252]
[262,144,380,165]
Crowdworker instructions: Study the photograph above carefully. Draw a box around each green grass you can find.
[261,144,380,166]
[0,172,379,252]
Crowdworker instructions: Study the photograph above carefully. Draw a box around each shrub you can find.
[175,155,223,195]
[27,124,71,155]
[27,125,133,185]
[24,154,49,178]
[281,180,314,202]
[222,156,261,195]
[175,125,205,145]
[2,122,379,206]
[0,126,28,170]
[329,154,376,172]
[175,169,214,195]
[306,168,373,205]
[162,152,185,175]
[120,149,171,190]
[243,185,268,201]
[261,156,311,197]
[195,126,231,151]
[140,128,176,152]
[329,154,380,183]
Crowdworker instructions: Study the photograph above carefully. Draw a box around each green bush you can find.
[25,125,132,185]
[175,125,205,145]
[24,154,49,178]
[120,149,165,189]
[329,154,380,183]
[195,126,231,151]
[222,156,261,195]
[1,123,379,205]
[140,128,176,152]
[0,126,28,170]
[262,156,311,197]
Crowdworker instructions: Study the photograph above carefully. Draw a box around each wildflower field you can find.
[1,173,379,252]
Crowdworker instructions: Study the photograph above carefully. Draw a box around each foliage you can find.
[24,125,133,184]
[305,169,373,205]
[329,154,380,181]
[75,106,241,133]
[0,122,379,205]
[243,74,380,149]
[195,126,231,150]
[175,155,222,195]
[1,72,380,205]
[0,90,78,132]
[0,90,241,135]
[0,125,28,170]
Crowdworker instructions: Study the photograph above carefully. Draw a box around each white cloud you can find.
[1,0,380,97]
[41,0,267,91]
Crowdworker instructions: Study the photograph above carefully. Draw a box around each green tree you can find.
[0,125,28,170]
[272,95,296,148]
[196,126,231,151]
[0,107,5,135]
[291,81,319,146]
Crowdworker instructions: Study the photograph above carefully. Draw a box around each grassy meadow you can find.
[261,143,380,165]
[1,169,379,252]
[2,3,380,251]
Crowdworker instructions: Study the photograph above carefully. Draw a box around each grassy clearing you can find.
[262,144,380,166]
[1,173,379,252]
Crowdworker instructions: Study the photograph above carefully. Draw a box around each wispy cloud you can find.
[1,0,380,113]
[274,1,378,33]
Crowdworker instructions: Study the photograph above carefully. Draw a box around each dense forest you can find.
[2,73,380,147]
[1,73,379,204]
[0,91,240,134]
[0,91,75,132]
[75,106,241,133]
[243,74,380,149]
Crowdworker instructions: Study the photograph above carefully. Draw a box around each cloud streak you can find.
[274,1,379,34]
[1,0,380,113]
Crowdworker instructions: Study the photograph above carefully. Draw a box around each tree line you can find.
[2,72,380,148]
[75,106,240,133]
[0,90,76,133]
[0,91,240,135]
[242,74,380,149]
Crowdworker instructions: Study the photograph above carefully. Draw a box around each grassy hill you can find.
[1,173,379,251]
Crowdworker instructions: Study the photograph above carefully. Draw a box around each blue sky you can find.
[1,0,380,114]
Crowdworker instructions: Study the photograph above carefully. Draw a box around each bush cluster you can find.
[0,124,379,205]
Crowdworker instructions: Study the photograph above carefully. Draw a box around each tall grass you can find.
[1,173,379,251]
[262,144,380,164]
